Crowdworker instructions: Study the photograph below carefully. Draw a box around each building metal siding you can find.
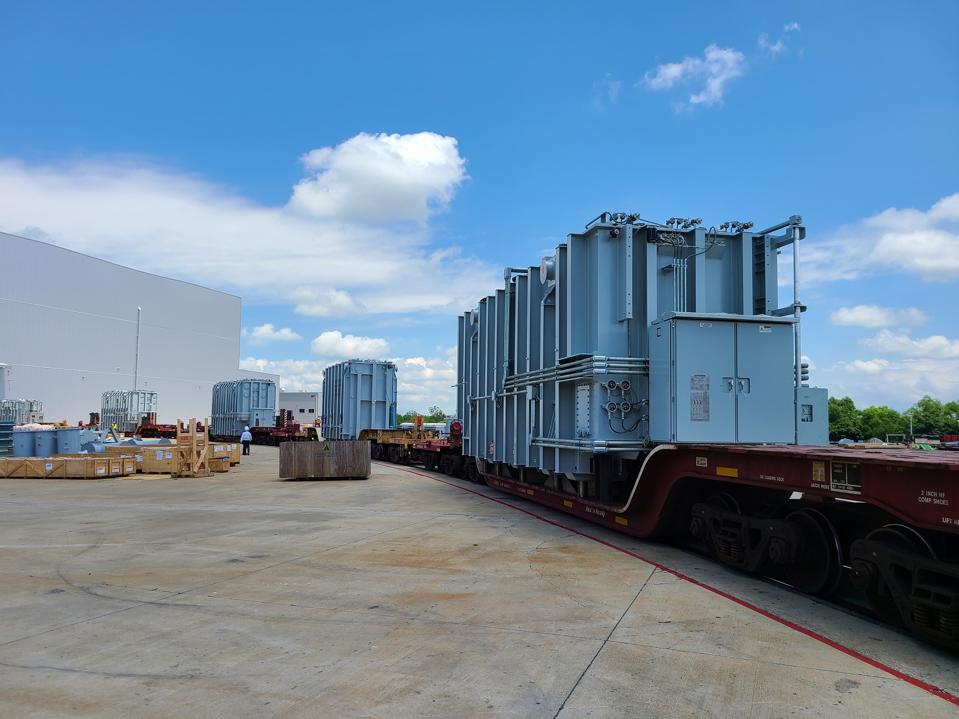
[279,391,319,421]
[0,231,277,422]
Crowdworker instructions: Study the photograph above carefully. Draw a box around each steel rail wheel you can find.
[860,523,938,625]
[783,508,843,596]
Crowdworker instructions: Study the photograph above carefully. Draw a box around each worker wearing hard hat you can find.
[240,426,252,455]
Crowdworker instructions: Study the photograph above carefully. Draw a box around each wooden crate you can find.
[210,457,231,473]
[208,442,237,468]
[279,440,370,479]
[0,454,136,479]
[141,447,177,473]
[89,457,110,478]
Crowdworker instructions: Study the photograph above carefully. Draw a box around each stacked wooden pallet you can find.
[173,418,212,478]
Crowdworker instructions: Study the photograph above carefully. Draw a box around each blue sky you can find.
[1,1,957,411]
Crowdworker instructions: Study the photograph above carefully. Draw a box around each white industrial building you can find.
[279,391,319,422]
[0,231,278,423]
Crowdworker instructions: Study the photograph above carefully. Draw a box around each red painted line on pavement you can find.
[389,463,959,707]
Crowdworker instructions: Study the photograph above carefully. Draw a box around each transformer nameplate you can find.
[575,383,591,437]
[690,374,709,422]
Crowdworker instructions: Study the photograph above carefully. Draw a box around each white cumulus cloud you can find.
[240,357,331,392]
[830,305,928,328]
[288,132,467,224]
[841,358,893,375]
[392,348,458,410]
[240,345,458,412]
[863,330,959,359]
[804,193,959,283]
[310,330,389,359]
[0,132,499,317]
[291,288,367,317]
[819,322,959,408]
[244,323,302,346]
[642,44,746,108]
[823,357,959,409]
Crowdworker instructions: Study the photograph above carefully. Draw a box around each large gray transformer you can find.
[456,212,828,482]
[321,359,398,440]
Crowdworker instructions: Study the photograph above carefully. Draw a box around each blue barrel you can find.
[55,428,81,454]
[13,431,34,457]
[33,431,56,457]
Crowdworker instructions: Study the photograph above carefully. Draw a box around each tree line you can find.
[396,406,448,424]
[829,395,959,442]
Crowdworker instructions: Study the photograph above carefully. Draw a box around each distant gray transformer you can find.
[456,212,828,482]
[101,390,158,434]
[211,379,277,438]
[321,360,397,440]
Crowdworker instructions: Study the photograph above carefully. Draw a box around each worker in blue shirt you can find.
[240,426,252,455]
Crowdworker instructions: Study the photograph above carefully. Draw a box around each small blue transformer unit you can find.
[456,212,828,485]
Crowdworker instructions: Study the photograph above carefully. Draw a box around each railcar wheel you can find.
[465,461,480,483]
[706,493,741,514]
[860,524,937,625]
[783,508,843,596]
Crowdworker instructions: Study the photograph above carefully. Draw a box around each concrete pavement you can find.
[0,446,955,718]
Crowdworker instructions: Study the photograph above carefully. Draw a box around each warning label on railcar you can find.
[830,462,862,495]
[918,489,949,507]
[812,461,826,487]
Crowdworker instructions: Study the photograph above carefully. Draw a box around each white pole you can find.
[134,306,142,391]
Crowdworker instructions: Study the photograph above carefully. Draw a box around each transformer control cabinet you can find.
[648,314,800,443]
